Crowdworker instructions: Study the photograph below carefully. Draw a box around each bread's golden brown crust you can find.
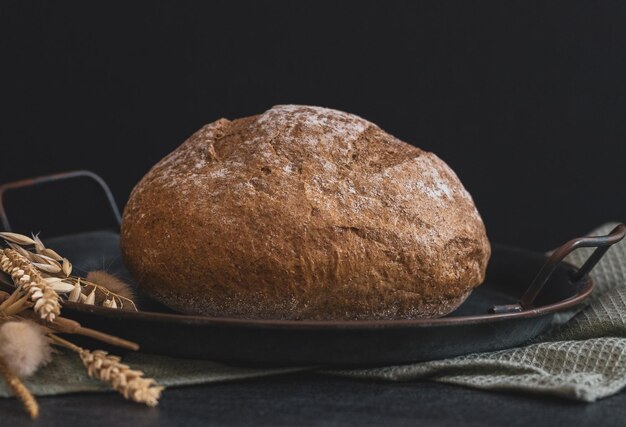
[121,105,491,320]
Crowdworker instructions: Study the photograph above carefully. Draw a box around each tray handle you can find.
[490,223,626,314]
[0,170,121,232]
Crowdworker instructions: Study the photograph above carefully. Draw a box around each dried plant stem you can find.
[49,335,163,407]
[0,288,21,313]
[0,355,38,419]
[73,327,140,351]
[48,334,80,351]
[2,295,32,316]
[17,311,140,351]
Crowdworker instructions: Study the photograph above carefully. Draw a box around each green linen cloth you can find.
[330,222,626,402]
[1,223,624,402]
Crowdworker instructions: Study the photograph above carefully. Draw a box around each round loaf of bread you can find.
[121,105,490,320]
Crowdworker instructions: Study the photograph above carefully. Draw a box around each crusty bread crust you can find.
[121,105,491,320]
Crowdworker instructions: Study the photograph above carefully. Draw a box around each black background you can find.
[1,0,625,250]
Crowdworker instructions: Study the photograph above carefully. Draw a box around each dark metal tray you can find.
[0,171,624,367]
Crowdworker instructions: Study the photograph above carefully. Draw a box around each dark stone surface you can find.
[2,373,625,427]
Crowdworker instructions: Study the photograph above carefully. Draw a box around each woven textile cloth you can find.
[1,223,625,402]
[329,222,626,402]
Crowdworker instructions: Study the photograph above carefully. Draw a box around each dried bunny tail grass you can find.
[86,271,134,301]
[83,271,137,310]
[0,355,39,418]
[49,335,163,407]
[0,320,52,378]
[0,249,61,322]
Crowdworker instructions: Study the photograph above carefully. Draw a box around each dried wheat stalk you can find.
[0,355,39,418]
[0,232,137,311]
[0,232,162,418]
[0,249,61,322]
[0,243,140,350]
[49,335,163,407]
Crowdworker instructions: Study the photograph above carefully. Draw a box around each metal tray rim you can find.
[54,259,592,330]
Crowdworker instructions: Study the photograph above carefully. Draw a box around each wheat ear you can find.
[49,335,163,407]
[0,249,61,322]
[0,355,38,418]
